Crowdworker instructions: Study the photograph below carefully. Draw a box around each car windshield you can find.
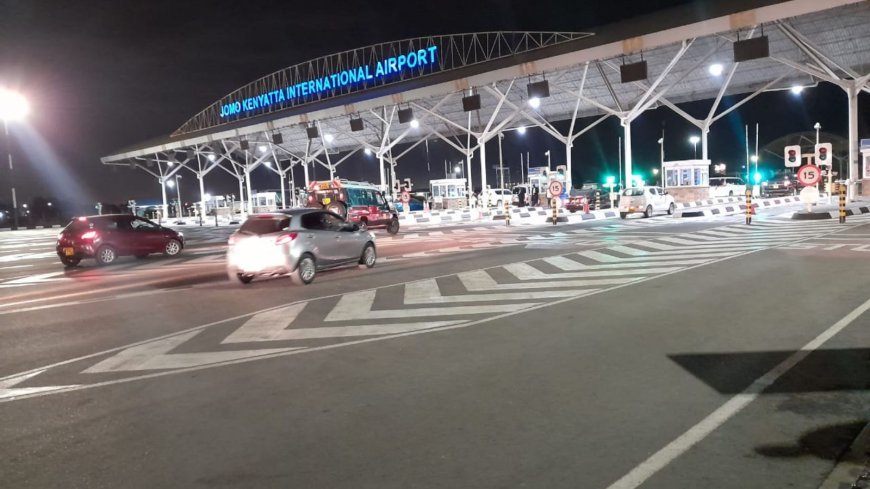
[622,188,645,196]
[239,216,291,235]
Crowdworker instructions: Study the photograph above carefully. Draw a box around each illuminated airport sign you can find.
[220,46,439,118]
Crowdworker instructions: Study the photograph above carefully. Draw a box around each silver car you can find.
[226,209,377,285]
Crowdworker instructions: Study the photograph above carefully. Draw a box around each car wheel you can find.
[236,273,254,284]
[135,254,149,259]
[728,190,734,197]
[358,219,368,232]
[643,205,653,218]
[326,201,347,219]
[95,246,117,266]
[387,218,399,235]
[163,239,182,256]
[60,257,80,268]
[667,203,676,215]
[619,212,628,219]
[291,254,316,285]
[358,243,376,269]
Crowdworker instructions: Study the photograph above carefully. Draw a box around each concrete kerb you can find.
[676,196,802,218]
[817,421,870,489]
[790,204,870,220]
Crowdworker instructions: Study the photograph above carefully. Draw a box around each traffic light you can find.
[783,145,801,168]
[605,175,615,185]
[753,172,762,184]
[815,143,832,166]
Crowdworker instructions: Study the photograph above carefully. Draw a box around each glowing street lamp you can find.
[1,89,29,230]
[528,97,541,109]
[688,135,700,159]
[517,126,527,135]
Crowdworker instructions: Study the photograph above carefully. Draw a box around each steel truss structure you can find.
[103,0,870,216]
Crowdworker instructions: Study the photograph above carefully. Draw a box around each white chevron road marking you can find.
[580,250,734,262]
[0,370,77,400]
[324,289,538,322]
[457,269,633,291]
[223,303,466,342]
[542,256,712,271]
[83,331,301,373]
[503,262,682,280]
[404,279,580,304]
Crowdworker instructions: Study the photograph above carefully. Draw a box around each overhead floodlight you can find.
[167,160,174,167]
[166,179,175,188]
[323,133,335,143]
[527,80,550,99]
[708,63,724,76]
[306,126,319,139]
[733,35,769,62]
[0,89,29,121]
[258,145,268,153]
[272,133,283,144]
[207,154,217,162]
[790,85,804,95]
[410,119,419,129]
[364,147,372,155]
[528,97,541,109]
[350,117,364,132]
[398,108,414,124]
[240,140,250,150]
[462,94,481,112]
[620,61,648,83]
[517,126,527,135]
[264,160,272,167]
[689,135,700,145]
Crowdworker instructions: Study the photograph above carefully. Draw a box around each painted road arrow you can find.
[0,370,77,400]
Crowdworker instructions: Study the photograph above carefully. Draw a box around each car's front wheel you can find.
[643,205,653,218]
[358,219,368,232]
[291,254,316,285]
[619,212,628,219]
[163,239,182,256]
[667,203,676,215]
[95,245,117,266]
[359,243,376,269]
[387,218,399,235]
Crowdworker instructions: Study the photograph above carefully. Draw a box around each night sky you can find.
[1,0,867,213]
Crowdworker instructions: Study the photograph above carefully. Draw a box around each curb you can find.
[675,196,801,218]
[818,422,870,489]
[789,205,870,220]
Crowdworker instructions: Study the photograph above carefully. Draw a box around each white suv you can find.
[486,188,511,207]
[618,186,675,218]
[709,177,746,198]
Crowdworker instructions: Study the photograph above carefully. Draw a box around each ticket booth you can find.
[861,139,870,197]
[430,178,468,210]
[663,160,711,203]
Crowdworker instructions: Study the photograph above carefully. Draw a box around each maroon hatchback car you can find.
[56,214,184,267]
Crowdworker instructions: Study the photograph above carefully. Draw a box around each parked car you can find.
[709,177,747,198]
[226,209,377,285]
[486,188,512,207]
[56,214,184,267]
[511,185,530,205]
[306,179,399,234]
[393,195,426,212]
[618,186,675,218]
[566,188,611,212]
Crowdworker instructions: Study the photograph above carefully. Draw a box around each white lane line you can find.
[604,295,870,489]
[0,264,33,270]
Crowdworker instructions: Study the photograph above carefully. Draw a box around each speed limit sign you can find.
[548,180,564,197]
[797,164,822,186]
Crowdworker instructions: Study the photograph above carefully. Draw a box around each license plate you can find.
[63,247,75,256]
[319,183,329,190]
[323,197,332,205]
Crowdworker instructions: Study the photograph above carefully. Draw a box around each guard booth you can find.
[663,159,711,202]
[430,178,467,210]
[252,192,280,213]
[861,139,870,197]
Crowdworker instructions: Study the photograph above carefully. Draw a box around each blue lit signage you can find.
[220,46,439,118]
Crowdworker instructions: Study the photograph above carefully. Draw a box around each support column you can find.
[565,141,573,190]
[303,159,310,187]
[479,138,488,207]
[378,153,386,191]
[847,83,859,201]
[160,178,168,220]
[466,154,473,203]
[238,178,246,219]
[390,160,398,199]
[198,174,205,217]
[622,120,633,186]
[289,165,297,207]
[279,168,286,209]
[245,169,253,214]
[701,127,709,162]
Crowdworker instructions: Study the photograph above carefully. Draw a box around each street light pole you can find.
[175,175,183,217]
[3,120,18,230]
[498,133,504,189]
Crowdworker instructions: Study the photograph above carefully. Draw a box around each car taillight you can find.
[228,234,237,245]
[80,230,98,240]
[275,233,297,245]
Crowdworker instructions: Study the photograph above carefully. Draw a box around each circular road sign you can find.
[401,190,411,203]
[797,164,822,186]
[548,180,564,196]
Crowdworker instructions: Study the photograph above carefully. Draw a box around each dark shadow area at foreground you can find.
[754,421,867,461]
[669,348,870,394]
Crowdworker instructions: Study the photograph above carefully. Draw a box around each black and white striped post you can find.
[745,188,752,225]
[504,198,511,226]
[839,183,847,224]
[552,198,558,226]
[594,190,601,210]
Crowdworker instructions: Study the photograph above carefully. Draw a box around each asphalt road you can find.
[1,206,868,489]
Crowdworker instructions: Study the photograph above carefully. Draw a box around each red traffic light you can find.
[819,147,828,160]
[788,150,796,163]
